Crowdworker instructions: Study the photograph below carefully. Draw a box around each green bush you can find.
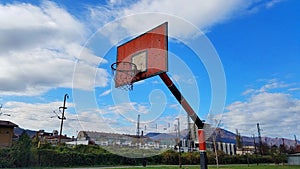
[0,143,289,168]
[0,148,14,168]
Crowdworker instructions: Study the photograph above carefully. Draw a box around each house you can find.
[288,153,300,165]
[0,120,18,148]
[77,131,135,146]
[77,131,172,149]
[288,145,300,165]
[35,129,72,146]
[236,145,255,155]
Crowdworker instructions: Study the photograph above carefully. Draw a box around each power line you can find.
[0,104,11,117]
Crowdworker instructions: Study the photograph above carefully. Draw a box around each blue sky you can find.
[0,0,299,140]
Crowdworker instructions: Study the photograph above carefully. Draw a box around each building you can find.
[187,123,236,155]
[288,153,300,165]
[35,129,72,146]
[77,126,237,154]
[77,131,175,149]
[236,145,255,155]
[288,145,300,165]
[0,120,18,148]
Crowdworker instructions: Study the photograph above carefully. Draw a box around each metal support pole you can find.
[198,129,208,169]
[159,73,207,169]
[58,94,68,145]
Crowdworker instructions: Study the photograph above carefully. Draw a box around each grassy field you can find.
[10,164,300,169]
[108,164,300,169]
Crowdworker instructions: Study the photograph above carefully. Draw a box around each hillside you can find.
[12,126,298,148]
[14,127,36,138]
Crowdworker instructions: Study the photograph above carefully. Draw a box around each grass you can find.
[109,164,300,169]
[9,164,300,169]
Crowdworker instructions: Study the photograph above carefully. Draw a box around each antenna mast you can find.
[136,114,140,137]
[257,123,263,155]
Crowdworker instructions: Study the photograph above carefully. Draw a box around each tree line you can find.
[0,132,287,168]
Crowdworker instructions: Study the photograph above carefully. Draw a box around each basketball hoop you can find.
[111,61,139,91]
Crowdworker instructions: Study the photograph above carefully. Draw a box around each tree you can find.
[0,148,13,167]
[270,146,287,164]
[12,131,32,167]
[279,144,288,153]
[261,142,270,155]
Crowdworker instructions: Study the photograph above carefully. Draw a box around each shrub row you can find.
[0,146,287,168]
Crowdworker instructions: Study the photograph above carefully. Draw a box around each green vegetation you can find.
[0,132,293,168]
[113,165,300,169]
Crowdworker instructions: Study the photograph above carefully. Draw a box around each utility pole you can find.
[253,134,259,165]
[253,134,257,154]
[136,114,140,137]
[257,123,263,155]
[176,117,182,168]
[187,115,191,152]
[58,94,68,145]
[281,138,285,153]
[294,135,298,148]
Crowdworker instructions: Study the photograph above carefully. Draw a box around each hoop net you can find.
[111,62,139,91]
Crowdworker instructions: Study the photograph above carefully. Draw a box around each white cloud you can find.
[0,0,288,137]
[0,2,84,54]
[242,79,291,96]
[99,89,111,97]
[0,2,108,96]
[242,88,256,96]
[120,0,245,31]
[0,101,73,132]
[265,0,283,9]
[0,101,120,136]
[222,83,300,138]
[258,79,290,92]
[288,88,300,92]
[88,0,283,43]
[0,0,284,96]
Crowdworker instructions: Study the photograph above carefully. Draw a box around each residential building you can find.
[236,145,256,155]
[288,145,300,165]
[77,131,175,149]
[35,129,72,146]
[288,153,300,165]
[0,120,18,148]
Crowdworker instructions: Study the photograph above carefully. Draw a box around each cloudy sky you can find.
[0,0,299,140]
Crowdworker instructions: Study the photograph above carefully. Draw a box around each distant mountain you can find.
[146,127,298,148]
[145,132,177,140]
[12,126,298,148]
[14,127,36,138]
[210,128,298,148]
[211,128,237,144]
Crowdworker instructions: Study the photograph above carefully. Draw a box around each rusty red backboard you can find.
[114,22,168,88]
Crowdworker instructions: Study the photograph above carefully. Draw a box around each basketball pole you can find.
[159,73,208,169]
